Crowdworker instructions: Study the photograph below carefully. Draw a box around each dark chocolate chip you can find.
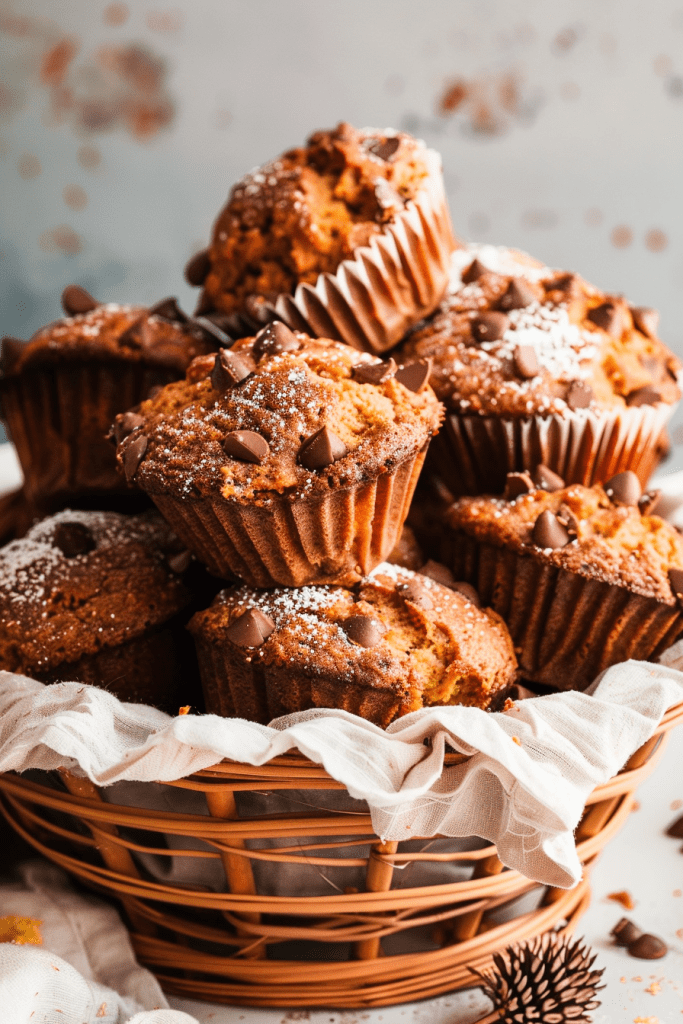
[461,258,488,284]
[226,607,275,648]
[191,315,234,348]
[0,337,24,373]
[367,136,400,161]
[117,319,144,349]
[557,503,580,535]
[61,285,98,316]
[205,312,238,335]
[504,471,534,500]
[471,311,510,343]
[498,278,537,311]
[668,567,683,607]
[627,933,668,960]
[666,813,683,838]
[638,489,661,516]
[604,471,642,506]
[252,320,300,359]
[626,385,662,407]
[532,464,565,492]
[512,345,539,379]
[113,411,144,445]
[395,358,432,393]
[532,510,570,549]
[587,301,623,337]
[223,430,270,464]
[566,380,594,410]
[244,294,278,325]
[123,434,148,481]
[631,306,659,338]
[52,521,96,558]
[343,615,385,648]
[401,578,434,610]
[167,550,192,574]
[211,349,255,390]
[450,581,481,607]
[420,560,456,589]
[184,248,211,287]
[611,917,643,946]
[298,427,347,470]
[148,297,188,323]
[552,272,580,294]
[352,358,397,385]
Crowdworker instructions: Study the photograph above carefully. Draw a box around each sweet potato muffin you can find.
[189,562,518,726]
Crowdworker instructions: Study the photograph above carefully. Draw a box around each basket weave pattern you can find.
[1,701,681,1011]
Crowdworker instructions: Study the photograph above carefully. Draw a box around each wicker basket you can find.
[1,700,681,1014]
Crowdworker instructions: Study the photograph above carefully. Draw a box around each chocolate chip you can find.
[552,272,580,294]
[252,321,300,359]
[668,567,683,607]
[61,285,98,316]
[298,427,347,470]
[638,489,661,516]
[471,311,510,343]
[367,136,400,161]
[191,315,234,348]
[626,385,662,407]
[352,358,397,385]
[211,349,255,390]
[498,278,537,311]
[450,581,481,607]
[627,933,668,960]
[223,430,270,465]
[587,301,623,337]
[123,434,148,481]
[204,312,237,335]
[184,248,211,287]
[532,464,565,492]
[504,471,534,500]
[461,258,488,284]
[420,560,456,588]
[52,522,96,558]
[148,297,188,323]
[631,306,659,338]
[566,380,594,410]
[226,607,275,648]
[401,578,434,610]
[611,917,643,946]
[604,471,642,506]
[167,550,192,574]
[532,510,570,549]
[395,359,432,393]
[0,337,24,373]
[343,615,385,647]
[557,503,580,535]
[512,345,539,379]
[666,813,683,838]
[113,411,144,445]
[117,319,144,349]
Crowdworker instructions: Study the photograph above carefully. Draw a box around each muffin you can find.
[0,508,196,711]
[0,286,220,506]
[441,468,683,690]
[113,326,443,588]
[187,123,456,353]
[398,244,681,495]
[188,562,518,726]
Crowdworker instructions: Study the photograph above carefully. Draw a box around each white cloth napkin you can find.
[1,654,682,890]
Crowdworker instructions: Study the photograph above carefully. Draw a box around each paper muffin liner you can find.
[1,361,177,503]
[148,446,427,589]
[441,532,683,691]
[429,399,677,498]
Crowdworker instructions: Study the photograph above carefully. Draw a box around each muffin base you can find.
[430,401,677,497]
[442,533,683,691]
[148,446,427,588]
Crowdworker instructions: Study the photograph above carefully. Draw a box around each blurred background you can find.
[2,0,683,459]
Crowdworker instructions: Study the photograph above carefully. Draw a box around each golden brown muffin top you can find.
[447,471,683,604]
[193,122,434,316]
[399,244,681,417]
[189,561,518,718]
[0,509,191,676]
[114,327,443,502]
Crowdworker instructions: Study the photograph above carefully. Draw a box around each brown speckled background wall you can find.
[2,0,683,460]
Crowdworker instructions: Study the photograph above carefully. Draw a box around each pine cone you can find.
[472,931,605,1023]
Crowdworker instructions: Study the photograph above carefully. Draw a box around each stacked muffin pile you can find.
[1,122,682,724]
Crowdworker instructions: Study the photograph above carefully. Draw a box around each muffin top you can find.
[399,244,681,417]
[0,508,191,675]
[114,325,442,502]
[1,287,219,377]
[192,122,435,316]
[447,468,683,604]
[189,561,518,717]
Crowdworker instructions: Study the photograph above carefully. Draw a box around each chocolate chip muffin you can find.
[188,562,517,726]
[187,123,456,353]
[397,244,681,495]
[0,286,219,506]
[441,467,683,690]
[113,325,443,588]
[0,508,197,710]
